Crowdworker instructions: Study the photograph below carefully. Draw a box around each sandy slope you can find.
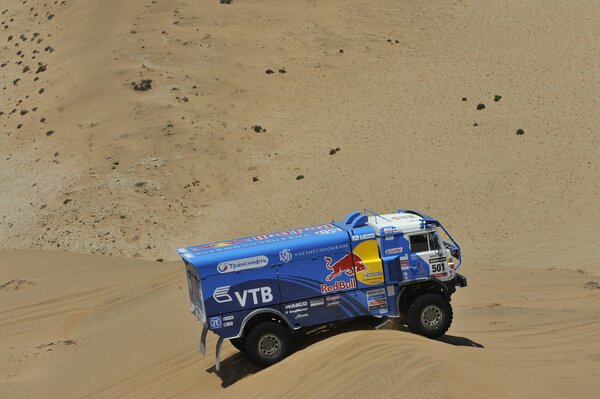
[2,0,600,398]
[1,250,599,399]
[2,0,600,263]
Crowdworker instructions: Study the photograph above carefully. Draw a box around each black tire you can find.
[244,321,291,368]
[230,337,245,352]
[406,293,453,338]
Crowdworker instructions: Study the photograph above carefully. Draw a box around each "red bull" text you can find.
[320,278,357,293]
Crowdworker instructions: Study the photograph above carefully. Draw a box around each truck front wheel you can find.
[244,321,291,368]
[406,293,453,338]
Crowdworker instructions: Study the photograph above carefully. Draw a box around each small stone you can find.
[265,69,274,74]
[296,175,304,180]
[132,79,152,91]
[516,128,525,135]
[462,97,467,101]
[329,147,341,155]
[339,49,344,53]
[134,181,147,187]
[476,103,485,110]
[473,123,478,127]
[494,95,502,102]
[156,258,164,262]
[252,125,264,133]
[278,68,286,74]
[46,130,54,136]
[252,176,259,182]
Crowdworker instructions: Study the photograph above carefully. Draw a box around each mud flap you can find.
[215,336,224,372]
[199,324,208,355]
[375,318,392,330]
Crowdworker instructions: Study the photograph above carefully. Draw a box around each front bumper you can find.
[455,273,467,287]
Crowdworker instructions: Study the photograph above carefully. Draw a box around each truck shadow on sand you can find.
[209,317,483,387]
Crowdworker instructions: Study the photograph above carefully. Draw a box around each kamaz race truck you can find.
[177,209,466,370]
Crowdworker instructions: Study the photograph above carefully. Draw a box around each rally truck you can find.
[177,209,466,370]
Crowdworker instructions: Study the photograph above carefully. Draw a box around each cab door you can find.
[407,231,449,280]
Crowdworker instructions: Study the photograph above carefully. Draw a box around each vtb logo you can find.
[213,285,274,307]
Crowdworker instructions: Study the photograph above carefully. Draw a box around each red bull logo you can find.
[321,278,356,294]
[324,253,367,281]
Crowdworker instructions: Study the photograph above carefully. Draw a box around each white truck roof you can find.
[366,212,428,235]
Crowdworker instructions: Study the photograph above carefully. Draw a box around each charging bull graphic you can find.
[325,253,367,281]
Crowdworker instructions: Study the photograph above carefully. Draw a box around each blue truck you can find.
[177,209,466,370]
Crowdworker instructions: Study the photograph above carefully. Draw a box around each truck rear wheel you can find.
[244,321,291,368]
[406,293,453,338]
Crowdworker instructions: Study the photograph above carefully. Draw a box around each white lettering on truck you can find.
[213,286,273,307]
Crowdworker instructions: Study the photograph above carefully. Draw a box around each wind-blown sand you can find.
[1,250,599,398]
[1,0,600,397]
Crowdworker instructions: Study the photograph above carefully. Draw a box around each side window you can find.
[409,234,429,253]
[428,233,441,251]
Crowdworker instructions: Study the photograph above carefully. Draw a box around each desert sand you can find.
[1,0,600,398]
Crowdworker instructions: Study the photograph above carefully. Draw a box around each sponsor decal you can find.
[315,228,339,235]
[385,235,394,241]
[217,256,268,273]
[284,301,308,314]
[293,244,349,258]
[212,285,274,307]
[326,300,340,307]
[310,298,324,307]
[359,233,376,240]
[366,288,388,313]
[190,224,337,252]
[326,295,340,301]
[429,257,447,263]
[279,249,293,263]
[209,316,222,329]
[353,240,385,286]
[223,321,234,327]
[213,286,233,303]
[385,247,403,255]
[403,271,409,280]
[321,279,356,293]
[386,285,395,296]
[325,253,366,281]
[253,224,335,240]
[383,227,392,234]
[351,235,359,241]
[433,272,447,278]
[295,313,309,319]
[284,301,308,310]
[223,315,234,321]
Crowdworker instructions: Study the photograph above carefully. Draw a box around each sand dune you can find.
[2,0,600,397]
[1,250,599,398]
